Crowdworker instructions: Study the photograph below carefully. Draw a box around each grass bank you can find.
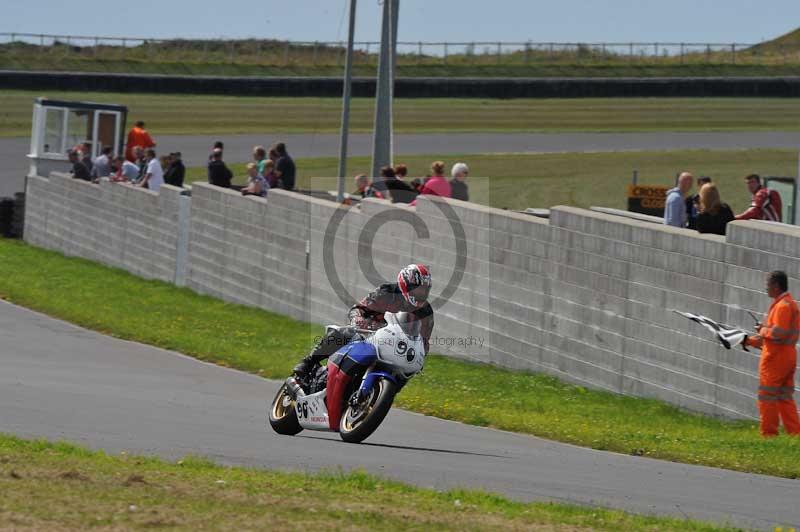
[0,434,734,531]
[1,239,799,479]
[187,149,798,211]
[4,90,800,137]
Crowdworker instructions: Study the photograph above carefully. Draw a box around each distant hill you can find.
[747,27,800,54]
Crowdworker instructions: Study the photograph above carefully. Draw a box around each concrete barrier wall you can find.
[25,173,186,283]
[25,175,800,419]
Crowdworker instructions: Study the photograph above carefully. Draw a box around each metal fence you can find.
[0,32,797,66]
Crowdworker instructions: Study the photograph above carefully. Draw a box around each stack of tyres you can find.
[0,193,24,238]
[0,197,14,237]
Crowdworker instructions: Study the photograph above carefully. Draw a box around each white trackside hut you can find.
[27,98,128,180]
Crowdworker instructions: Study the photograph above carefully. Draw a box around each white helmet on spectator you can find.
[451,162,469,179]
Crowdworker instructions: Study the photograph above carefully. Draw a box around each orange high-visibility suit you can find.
[124,126,156,162]
[746,292,800,437]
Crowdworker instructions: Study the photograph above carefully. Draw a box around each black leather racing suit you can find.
[298,283,434,369]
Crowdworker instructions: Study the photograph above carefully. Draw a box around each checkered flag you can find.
[673,310,750,351]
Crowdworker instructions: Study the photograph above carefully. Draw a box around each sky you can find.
[4,0,799,45]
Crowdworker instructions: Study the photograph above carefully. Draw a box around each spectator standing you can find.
[745,270,800,437]
[253,146,268,176]
[80,143,94,174]
[686,175,711,230]
[132,146,147,180]
[735,174,783,222]
[263,159,279,189]
[138,148,164,192]
[207,148,233,188]
[416,161,452,200]
[111,156,140,183]
[91,146,113,178]
[68,149,91,182]
[664,172,693,228]
[695,183,734,236]
[164,152,185,188]
[241,162,269,197]
[450,162,470,201]
[379,166,417,204]
[272,142,296,190]
[354,174,384,199]
[125,121,156,162]
[394,163,408,179]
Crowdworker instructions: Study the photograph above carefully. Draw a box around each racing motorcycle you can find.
[268,312,425,443]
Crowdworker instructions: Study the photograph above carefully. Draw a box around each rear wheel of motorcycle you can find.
[268,384,303,435]
[339,378,396,443]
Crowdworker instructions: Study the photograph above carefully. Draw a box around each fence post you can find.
[629,42,633,62]
[496,41,501,63]
[94,37,99,58]
[312,40,318,65]
[121,38,126,61]
[283,40,290,66]
[525,41,531,64]
[731,43,736,64]
[40,34,45,57]
[705,44,711,63]
[443,42,448,64]
[229,40,236,63]
[653,42,658,60]
[680,42,684,64]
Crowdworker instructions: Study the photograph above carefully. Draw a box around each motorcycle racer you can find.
[293,264,434,377]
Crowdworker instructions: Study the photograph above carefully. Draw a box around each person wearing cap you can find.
[164,152,186,188]
[450,162,469,201]
[68,149,91,182]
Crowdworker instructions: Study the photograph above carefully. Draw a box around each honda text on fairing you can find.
[268,312,425,443]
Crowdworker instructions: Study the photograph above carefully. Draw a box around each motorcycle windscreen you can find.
[384,311,423,340]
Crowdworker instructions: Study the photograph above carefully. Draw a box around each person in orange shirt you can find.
[125,121,156,162]
[746,270,800,437]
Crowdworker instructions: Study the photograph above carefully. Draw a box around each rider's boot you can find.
[292,327,353,377]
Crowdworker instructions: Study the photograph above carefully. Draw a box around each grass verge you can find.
[1,238,799,480]
[4,90,800,137]
[187,149,799,211]
[0,434,735,531]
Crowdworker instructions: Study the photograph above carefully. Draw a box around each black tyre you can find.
[339,378,396,443]
[268,384,303,436]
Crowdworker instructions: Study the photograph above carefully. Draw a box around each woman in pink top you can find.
[411,161,451,205]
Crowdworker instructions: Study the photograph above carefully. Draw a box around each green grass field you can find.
[0,434,735,531]
[1,238,799,481]
[187,149,798,211]
[3,90,800,137]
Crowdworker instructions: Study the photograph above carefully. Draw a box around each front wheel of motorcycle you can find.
[268,384,303,435]
[339,378,396,443]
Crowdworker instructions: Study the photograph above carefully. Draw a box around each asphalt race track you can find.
[1,300,798,530]
[3,130,800,197]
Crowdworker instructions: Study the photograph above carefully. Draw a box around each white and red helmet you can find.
[398,264,432,308]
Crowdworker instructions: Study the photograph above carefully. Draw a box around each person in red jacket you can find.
[746,270,800,437]
[125,121,156,162]
[293,264,434,377]
[735,174,782,222]
[410,161,451,206]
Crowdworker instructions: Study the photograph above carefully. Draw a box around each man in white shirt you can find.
[139,148,164,192]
